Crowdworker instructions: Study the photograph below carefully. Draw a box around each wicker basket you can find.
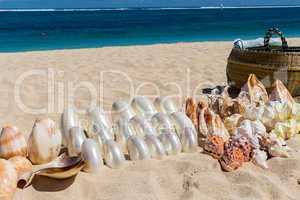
[227,28,300,96]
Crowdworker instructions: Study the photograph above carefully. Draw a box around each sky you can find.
[0,0,300,9]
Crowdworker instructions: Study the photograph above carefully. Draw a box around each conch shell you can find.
[242,103,264,121]
[0,159,18,200]
[28,118,62,165]
[0,125,27,159]
[185,97,198,129]
[224,114,244,135]
[272,119,297,140]
[269,80,294,109]
[235,120,260,149]
[240,74,268,103]
[219,140,244,172]
[203,135,224,159]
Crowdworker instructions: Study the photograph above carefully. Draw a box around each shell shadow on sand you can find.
[31,175,77,192]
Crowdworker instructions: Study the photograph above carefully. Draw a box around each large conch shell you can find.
[0,159,18,200]
[240,74,268,103]
[242,103,264,121]
[224,114,244,135]
[269,80,295,109]
[18,153,84,188]
[0,125,27,159]
[131,96,157,119]
[28,118,62,165]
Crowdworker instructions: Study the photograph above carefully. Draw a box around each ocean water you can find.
[1,7,300,52]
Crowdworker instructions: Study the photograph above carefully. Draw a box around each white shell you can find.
[158,130,182,155]
[103,140,125,169]
[67,127,86,157]
[114,119,135,153]
[154,96,177,114]
[0,159,18,200]
[235,120,260,149]
[81,139,103,173]
[252,149,268,169]
[129,115,157,137]
[262,104,277,130]
[87,106,113,142]
[28,118,62,165]
[144,134,166,159]
[151,112,174,134]
[127,135,151,161]
[0,125,27,159]
[251,120,267,137]
[224,114,244,135]
[180,127,198,153]
[131,96,157,119]
[268,145,290,158]
[243,103,264,121]
[62,107,81,146]
[170,112,197,138]
[112,101,135,123]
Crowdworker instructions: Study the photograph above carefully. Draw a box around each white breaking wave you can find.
[0,6,300,12]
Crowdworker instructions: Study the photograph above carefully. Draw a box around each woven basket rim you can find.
[233,47,300,56]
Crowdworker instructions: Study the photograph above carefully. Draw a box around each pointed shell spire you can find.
[240,74,268,103]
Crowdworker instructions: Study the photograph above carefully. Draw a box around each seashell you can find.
[219,141,244,172]
[81,139,103,173]
[272,119,297,140]
[87,106,113,142]
[18,153,83,188]
[67,127,86,157]
[0,159,18,200]
[114,118,135,153]
[0,125,27,159]
[151,112,174,134]
[203,135,224,159]
[224,114,244,135]
[197,101,209,137]
[112,100,135,123]
[102,140,125,169]
[28,118,62,165]
[242,103,264,121]
[185,97,198,129]
[170,112,198,152]
[235,120,260,149]
[269,101,291,122]
[235,91,251,114]
[129,115,157,137]
[144,134,166,159]
[62,107,81,146]
[158,130,182,155]
[127,135,151,161]
[231,136,253,162]
[252,149,268,169]
[262,104,277,131]
[291,102,300,121]
[268,144,290,158]
[131,96,157,119]
[206,112,230,142]
[269,80,295,109]
[9,156,32,178]
[240,74,268,103]
[154,96,177,114]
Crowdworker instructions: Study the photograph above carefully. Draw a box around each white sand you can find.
[0,40,300,199]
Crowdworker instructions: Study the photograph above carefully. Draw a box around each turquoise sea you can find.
[1,7,300,52]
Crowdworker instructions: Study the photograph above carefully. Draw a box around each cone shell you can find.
[28,118,62,165]
[0,159,18,200]
[0,125,27,159]
[269,80,294,108]
[240,74,268,103]
[9,156,32,178]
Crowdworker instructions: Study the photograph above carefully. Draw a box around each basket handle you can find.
[264,28,288,49]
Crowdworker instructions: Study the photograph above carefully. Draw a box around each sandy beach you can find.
[1,40,300,199]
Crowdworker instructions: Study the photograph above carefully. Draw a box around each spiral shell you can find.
[131,96,157,119]
[28,118,62,165]
[62,107,81,145]
[0,159,18,200]
[127,135,151,161]
[103,140,125,169]
[269,80,294,109]
[154,96,177,114]
[81,139,103,173]
[112,101,135,123]
[67,127,86,157]
[158,130,182,155]
[151,112,174,134]
[0,125,27,159]
[144,134,166,159]
[129,115,156,137]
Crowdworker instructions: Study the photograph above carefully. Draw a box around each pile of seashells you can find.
[185,74,300,171]
[0,96,198,200]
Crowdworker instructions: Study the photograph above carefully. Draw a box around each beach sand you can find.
[0,40,300,199]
